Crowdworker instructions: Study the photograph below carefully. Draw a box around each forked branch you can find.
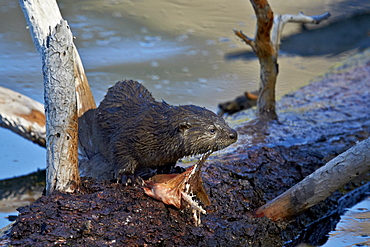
[234,0,330,120]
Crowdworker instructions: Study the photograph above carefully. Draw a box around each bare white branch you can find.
[271,12,331,57]
[0,86,45,147]
[43,20,80,195]
[18,0,63,55]
[18,0,96,116]
[282,12,331,24]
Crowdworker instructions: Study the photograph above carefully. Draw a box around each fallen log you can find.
[256,137,370,221]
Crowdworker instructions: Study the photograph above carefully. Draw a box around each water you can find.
[0,0,370,243]
[322,197,370,247]
[2,0,368,112]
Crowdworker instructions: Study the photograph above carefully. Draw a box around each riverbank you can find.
[1,48,370,246]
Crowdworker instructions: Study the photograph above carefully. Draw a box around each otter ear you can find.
[179,122,192,132]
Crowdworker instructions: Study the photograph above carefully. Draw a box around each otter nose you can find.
[229,129,238,140]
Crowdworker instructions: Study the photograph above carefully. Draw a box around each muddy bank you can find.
[5,146,323,247]
[2,49,370,246]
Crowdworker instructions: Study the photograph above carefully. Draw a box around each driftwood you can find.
[42,21,80,195]
[17,0,95,195]
[234,0,330,120]
[256,137,370,221]
[0,87,45,147]
[18,0,96,117]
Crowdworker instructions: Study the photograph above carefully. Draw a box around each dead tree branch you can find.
[235,0,330,120]
[234,30,255,49]
[235,0,277,120]
[43,20,80,195]
[0,87,45,147]
[271,12,331,58]
[0,0,99,150]
[17,0,88,195]
[18,0,96,117]
[256,137,370,221]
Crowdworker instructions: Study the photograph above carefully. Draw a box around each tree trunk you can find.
[234,0,330,121]
[18,0,89,195]
[43,21,80,195]
[18,0,96,117]
[250,0,278,120]
[256,137,370,221]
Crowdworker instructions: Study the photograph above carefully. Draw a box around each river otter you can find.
[78,80,237,182]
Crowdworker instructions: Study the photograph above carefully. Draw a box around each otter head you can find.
[177,105,238,156]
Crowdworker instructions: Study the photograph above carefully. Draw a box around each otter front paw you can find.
[119,174,144,186]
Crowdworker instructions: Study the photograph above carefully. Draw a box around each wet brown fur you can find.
[79,80,237,180]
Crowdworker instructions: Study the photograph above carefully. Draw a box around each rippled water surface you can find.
[2,0,369,113]
[322,197,370,247]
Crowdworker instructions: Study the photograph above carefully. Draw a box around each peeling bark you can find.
[43,21,80,195]
[17,0,82,195]
[16,0,98,194]
[18,0,96,116]
[235,0,278,120]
